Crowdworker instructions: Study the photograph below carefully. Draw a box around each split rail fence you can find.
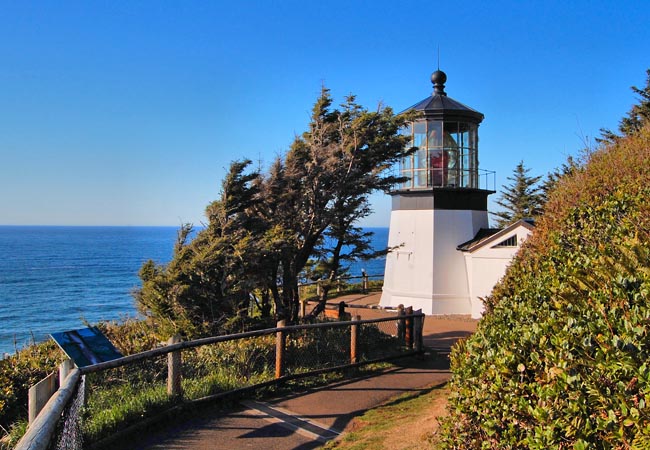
[17,310,424,450]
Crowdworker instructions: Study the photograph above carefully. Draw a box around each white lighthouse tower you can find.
[380,70,494,316]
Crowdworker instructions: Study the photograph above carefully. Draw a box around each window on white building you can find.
[493,235,517,248]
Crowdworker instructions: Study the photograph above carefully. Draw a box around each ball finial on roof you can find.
[431,70,447,95]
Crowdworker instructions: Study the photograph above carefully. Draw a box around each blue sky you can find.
[1,0,649,227]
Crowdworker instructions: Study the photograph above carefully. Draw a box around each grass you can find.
[324,383,450,450]
[84,384,174,442]
[0,420,27,450]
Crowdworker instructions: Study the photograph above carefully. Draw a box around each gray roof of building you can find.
[457,219,536,252]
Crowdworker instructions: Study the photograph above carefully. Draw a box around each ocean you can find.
[0,226,388,355]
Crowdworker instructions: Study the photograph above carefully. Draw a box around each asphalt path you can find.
[120,354,451,450]
[112,294,477,450]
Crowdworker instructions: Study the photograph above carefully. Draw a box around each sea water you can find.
[0,226,388,355]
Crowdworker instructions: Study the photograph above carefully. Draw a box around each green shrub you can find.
[441,126,650,448]
[0,419,27,450]
[0,340,62,432]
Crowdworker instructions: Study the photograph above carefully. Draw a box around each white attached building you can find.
[380,70,532,319]
[457,219,534,318]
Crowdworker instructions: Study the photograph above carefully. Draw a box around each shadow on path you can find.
[424,330,474,352]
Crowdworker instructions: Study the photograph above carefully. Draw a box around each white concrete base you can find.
[380,207,488,316]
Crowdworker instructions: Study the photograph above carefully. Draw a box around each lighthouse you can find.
[380,70,495,316]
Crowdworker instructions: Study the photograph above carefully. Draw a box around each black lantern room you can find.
[393,70,493,210]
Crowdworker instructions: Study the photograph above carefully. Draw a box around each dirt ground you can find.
[327,382,452,450]
[383,392,449,449]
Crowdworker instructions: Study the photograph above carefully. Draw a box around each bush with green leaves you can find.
[0,341,62,435]
[0,318,159,446]
[441,126,650,448]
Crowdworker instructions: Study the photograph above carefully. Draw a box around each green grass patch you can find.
[0,419,27,450]
[83,383,173,442]
[324,383,450,450]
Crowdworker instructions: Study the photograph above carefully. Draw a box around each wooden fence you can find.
[16,311,424,450]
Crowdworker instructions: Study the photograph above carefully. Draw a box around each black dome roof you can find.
[405,70,484,123]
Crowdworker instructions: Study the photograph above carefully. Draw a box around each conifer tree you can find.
[599,68,650,142]
[491,160,543,228]
[262,89,411,321]
[540,155,579,207]
[136,87,412,331]
[135,160,265,337]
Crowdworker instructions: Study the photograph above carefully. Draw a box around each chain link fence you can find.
[53,375,84,450]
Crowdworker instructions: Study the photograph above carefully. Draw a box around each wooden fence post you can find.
[59,359,74,385]
[350,315,360,364]
[167,334,182,398]
[405,306,414,349]
[28,372,58,424]
[338,301,347,320]
[361,270,368,294]
[275,320,286,379]
[300,299,307,318]
[413,309,424,352]
[397,304,405,342]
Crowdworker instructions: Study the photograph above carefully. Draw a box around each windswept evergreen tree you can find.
[491,160,543,228]
[135,87,412,334]
[540,155,580,208]
[257,89,412,321]
[135,160,266,338]
[599,68,650,142]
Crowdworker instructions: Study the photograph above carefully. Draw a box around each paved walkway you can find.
[117,294,477,450]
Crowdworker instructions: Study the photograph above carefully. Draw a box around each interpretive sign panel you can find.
[51,327,123,368]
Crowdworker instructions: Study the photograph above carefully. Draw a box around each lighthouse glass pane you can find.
[400,155,413,189]
[414,122,426,149]
[427,121,442,148]
[414,149,427,187]
[461,128,470,149]
[461,153,470,187]
[442,123,458,187]
[447,149,459,187]
[465,123,478,188]
[399,124,414,189]
[415,169,427,187]
[429,150,446,186]
[399,124,413,147]
[402,154,412,170]
[443,122,459,148]
[414,148,427,169]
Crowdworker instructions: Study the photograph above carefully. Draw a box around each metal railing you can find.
[16,311,424,450]
[392,167,497,192]
[298,273,384,300]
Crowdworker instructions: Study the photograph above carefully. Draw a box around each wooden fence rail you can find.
[79,314,421,374]
[17,368,81,450]
[16,311,424,450]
